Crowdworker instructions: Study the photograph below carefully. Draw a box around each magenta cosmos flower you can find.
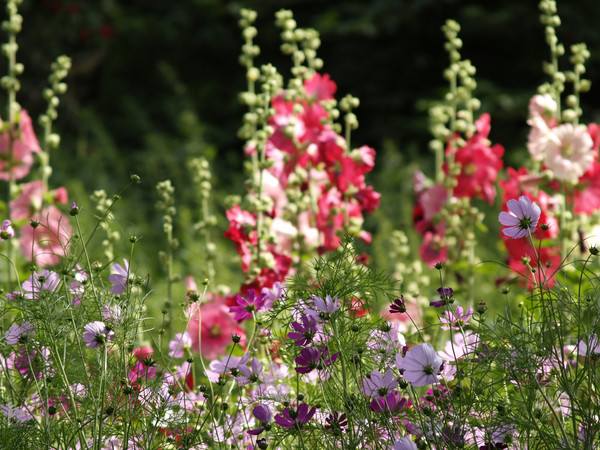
[396,343,443,386]
[274,403,316,430]
[498,196,541,239]
[229,289,266,321]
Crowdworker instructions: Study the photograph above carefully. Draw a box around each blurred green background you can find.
[4,0,600,293]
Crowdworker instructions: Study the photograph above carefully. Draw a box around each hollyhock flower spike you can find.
[498,196,541,239]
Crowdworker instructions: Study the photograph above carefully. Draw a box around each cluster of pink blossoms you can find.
[224,73,380,298]
[1,110,71,266]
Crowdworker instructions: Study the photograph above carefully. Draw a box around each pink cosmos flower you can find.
[82,321,114,349]
[19,206,71,266]
[22,269,60,299]
[439,305,473,330]
[1,219,14,240]
[544,123,594,183]
[187,300,237,360]
[5,322,35,345]
[362,369,398,399]
[0,110,41,181]
[168,332,192,358]
[396,343,443,386]
[0,403,33,423]
[498,196,541,239]
[109,259,130,294]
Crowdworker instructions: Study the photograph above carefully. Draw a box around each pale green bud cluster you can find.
[156,180,177,242]
[275,9,323,79]
[90,189,120,261]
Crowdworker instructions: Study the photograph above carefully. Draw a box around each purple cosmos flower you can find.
[83,321,114,349]
[392,436,418,450]
[22,270,60,300]
[288,315,319,347]
[440,306,473,330]
[1,219,15,240]
[370,391,407,414]
[261,281,285,310]
[0,403,33,423]
[274,402,316,430]
[396,343,443,386]
[389,296,407,314]
[247,404,272,435]
[324,411,348,433]
[229,289,266,321]
[362,369,398,399]
[5,322,35,345]
[431,286,453,308]
[305,294,339,320]
[13,345,53,380]
[577,334,600,356]
[235,357,270,386]
[498,196,541,239]
[295,347,338,374]
[109,259,130,295]
[168,332,192,358]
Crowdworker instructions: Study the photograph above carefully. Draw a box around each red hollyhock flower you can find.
[223,205,257,272]
[444,113,504,204]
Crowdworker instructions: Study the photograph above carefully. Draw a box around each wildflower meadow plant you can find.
[1,1,600,449]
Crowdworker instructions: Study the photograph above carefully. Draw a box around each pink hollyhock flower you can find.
[419,230,447,267]
[19,205,71,266]
[396,343,443,386]
[573,161,600,215]
[187,300,237,360]
[1,219,15,240]
[10,181,70,222]
[445,114,504,204]
[544,123,594,183]
[498,196,541,239]
[83,321,114,349]
[109,259,130,295]
[304,73,337,101]
[528,93,557,120]
[0,110,41,181]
